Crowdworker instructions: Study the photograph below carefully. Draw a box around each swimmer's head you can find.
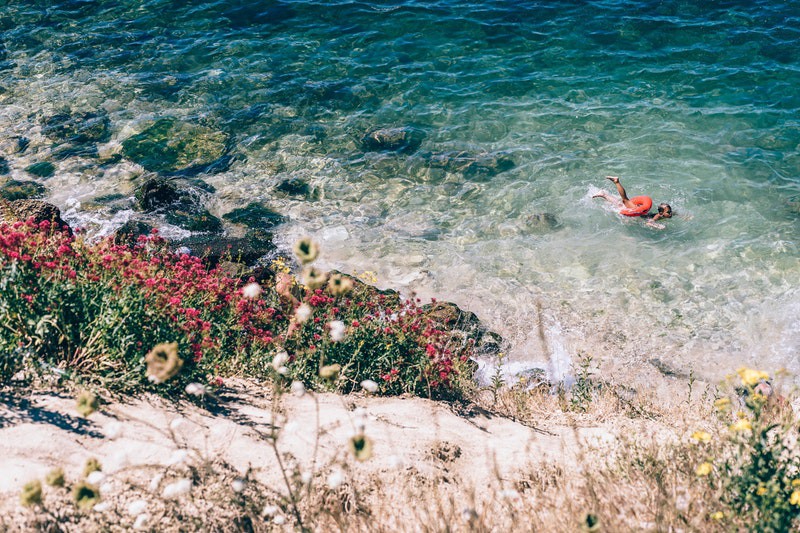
[657,203,672,218]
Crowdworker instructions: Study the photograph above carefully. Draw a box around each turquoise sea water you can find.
[0,1,798,382]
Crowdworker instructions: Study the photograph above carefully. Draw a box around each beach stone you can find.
[222,203,285,229]
[42,111,111,145]
[359,127,425,153]
[121,118,229,175]
[25,161,56,178]
[0,180,46,201]
[425,151,515,180]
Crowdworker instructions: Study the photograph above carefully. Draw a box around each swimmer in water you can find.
[593,176,672,229]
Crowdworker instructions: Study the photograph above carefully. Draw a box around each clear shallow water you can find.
[0,1,798,382]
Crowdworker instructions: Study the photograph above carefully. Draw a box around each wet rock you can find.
[16,137,30,153]
[5,200,68,229]
[135,177,222,233]
[42,111,111,145]
[165,206,223,233]
[419,301,503,358]
[425,151,515,180]
[121,118,229,175]
[25,161,56,178]
[222,203,286,229]
[0,180,46,201]
[135,177,180,211]
[275,177,314,199]
[0,157,8,174]
[359,127,425,153]
[175,233,275,266]
[113,219,154,245]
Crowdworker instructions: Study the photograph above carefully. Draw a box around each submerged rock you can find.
[122,118,229,175]
[165,207,222,233]
[135,177,223,234]
[222,203,286,229]
[42,111,111,145]
[275,177,315,199]
[359,127,425,153]
[25,161,56,178]
[0,157,8,174]
[176,233,275,266]
[524,212,560,232]
[0,180,46,201]
[135,177,180,211]
[425,151,515,180]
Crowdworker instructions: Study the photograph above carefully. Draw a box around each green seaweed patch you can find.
[0,180,46,201]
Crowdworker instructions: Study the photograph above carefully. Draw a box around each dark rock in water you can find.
[359,127,425,153]
[135,177,180,211]
[121,118,229,175]
[42,111,111,145]
[135,177,223,234]
[425,151,515,180]
[0,60,14,72]
[222,203,286,229]
[222,2,295,28]
[275,177,314,199]
[16,137,30,153]
[92,193,126,204]
[0,180,46,201]
[176,233,275,266]
[524,212,559,232]
[51,143,99,160]
[0,157,9,174]
[25,161,56,178]
[113,219,154,245]
[0,42,6,61]
[6,200,68,230]
[165,207,223,234]
[419,301,504,359]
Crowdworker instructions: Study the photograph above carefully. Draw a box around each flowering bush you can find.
[0,220,476,398]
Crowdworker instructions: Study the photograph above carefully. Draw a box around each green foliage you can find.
[570,351,594,412]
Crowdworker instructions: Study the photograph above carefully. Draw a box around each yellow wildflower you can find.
[349,433,373,461]
[714,397,731,411]
[737,367,769,387]
[145,342,183,384]
[695,462,713,476]
[756,485,768,496]
[710,511,724,521]
[301,266,328,290]
[20,480,42,507]
[730,419,752,432]
[45,468,65,487]
[319,364,341,380]
[792,479,800,487]
[791,490,800,506]
[327,274,354,297]
[76,390,99,418]
[691,431,712,443]
[72,481,100,510]
[293,237,319,265]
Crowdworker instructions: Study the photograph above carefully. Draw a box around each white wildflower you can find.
[242,282,262,299]
[133,513,151,530]
[329,320,346,342]
[273,515,286,525]
[86,471,105,485]
[167,449,188,466]
[360,379,379,393]
[232,479,246,493]
[185,382,206,396]
[462,507,478,522]
[272,350,289,370]
[105,421,123,439]
[290,381,306,397]
[295,303,312,323]
[327,468,345,489]
[262,504,280,517]
[163,478,192,499]
[93,501,111,512]
[128,499,148,516]
[301,471,312,485]
[148,474,163,492]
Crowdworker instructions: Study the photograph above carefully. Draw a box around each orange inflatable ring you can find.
[620,195,653,217]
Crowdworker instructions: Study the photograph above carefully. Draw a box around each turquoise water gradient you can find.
[0,1,798,380]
